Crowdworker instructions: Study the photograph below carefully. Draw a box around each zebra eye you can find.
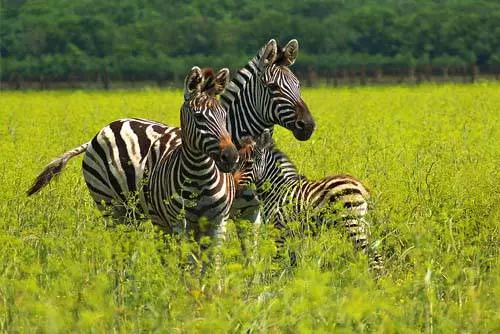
[267,82,280,92]
[192,111,204,120]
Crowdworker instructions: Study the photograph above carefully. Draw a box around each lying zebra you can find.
[232,130,385,274]
[28,67,244,245]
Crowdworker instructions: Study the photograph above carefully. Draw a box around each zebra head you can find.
[250,129,275,184]
[233,129,274,190]
[182,66,239,173]
[257,39,316,141]
[232,136,257,186]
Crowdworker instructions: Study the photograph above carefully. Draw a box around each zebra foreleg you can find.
[230,187,262,260]
[237,208,262,264]
[210,216,228,292]
[234,209,262,262]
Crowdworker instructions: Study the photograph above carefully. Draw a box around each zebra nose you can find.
[295,120,306,130]
[221,151,230,164]
[221,148,235,164]
[219,145,238,172]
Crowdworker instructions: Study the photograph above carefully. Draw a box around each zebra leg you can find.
[210,216,228,292]
[369,249,385,277]
[247,209,262,263]
[342,215,385,276]
[230,187,262,259]
[230,187,261,223]
[212,216,228,259]
[343,216,369,250]
[90,195,142,226]
[252,209,262,239]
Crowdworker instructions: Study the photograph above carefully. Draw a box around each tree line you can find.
[1,0,500,88]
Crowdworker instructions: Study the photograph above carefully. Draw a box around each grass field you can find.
[1,84,499,332]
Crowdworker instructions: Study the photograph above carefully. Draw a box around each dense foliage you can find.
[1,85,498,331]
[1,0,500,84]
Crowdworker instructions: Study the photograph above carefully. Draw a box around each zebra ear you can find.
[258,39,278,71]
[257,129,274,148]
[238,136,256,161]
[214,68,230,96]
[184,66,203,100]
[283,39,299,66]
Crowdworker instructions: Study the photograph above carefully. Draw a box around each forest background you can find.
[1,0,500,89]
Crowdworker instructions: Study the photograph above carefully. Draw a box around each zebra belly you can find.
[149,188,235,227]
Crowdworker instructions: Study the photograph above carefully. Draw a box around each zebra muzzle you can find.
[293,100,315,141]
[212,144,239,173]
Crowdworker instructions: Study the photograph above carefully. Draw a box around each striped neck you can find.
[255,149,304,193]
[181,144,212,164]
[221,57,274,143]
[176,135,216,180]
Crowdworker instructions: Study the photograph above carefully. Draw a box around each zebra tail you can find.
[27,142,90,196]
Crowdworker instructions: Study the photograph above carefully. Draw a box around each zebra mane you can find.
[255,129,301,178]
[271,148,307,181]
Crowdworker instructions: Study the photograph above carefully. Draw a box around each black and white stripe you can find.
[233,131,385,274]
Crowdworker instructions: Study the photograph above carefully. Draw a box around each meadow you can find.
[0,84,498,332]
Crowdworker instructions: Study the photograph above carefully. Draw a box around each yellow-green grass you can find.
[0,84,499,332]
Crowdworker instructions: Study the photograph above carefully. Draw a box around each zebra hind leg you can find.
[368,250,385,278]
[343,216,385,277]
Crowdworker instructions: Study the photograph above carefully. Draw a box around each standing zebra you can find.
[141,66,239,234]
[29,67,242,241]
[27,39,315,225]
[232,130,385,274]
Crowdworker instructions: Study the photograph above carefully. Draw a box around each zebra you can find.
[27,39,315,226]
[232,130,385,274]
[28,67,244,241]
[141,67,241,236]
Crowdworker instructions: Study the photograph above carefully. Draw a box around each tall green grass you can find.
[0,84,498,332]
